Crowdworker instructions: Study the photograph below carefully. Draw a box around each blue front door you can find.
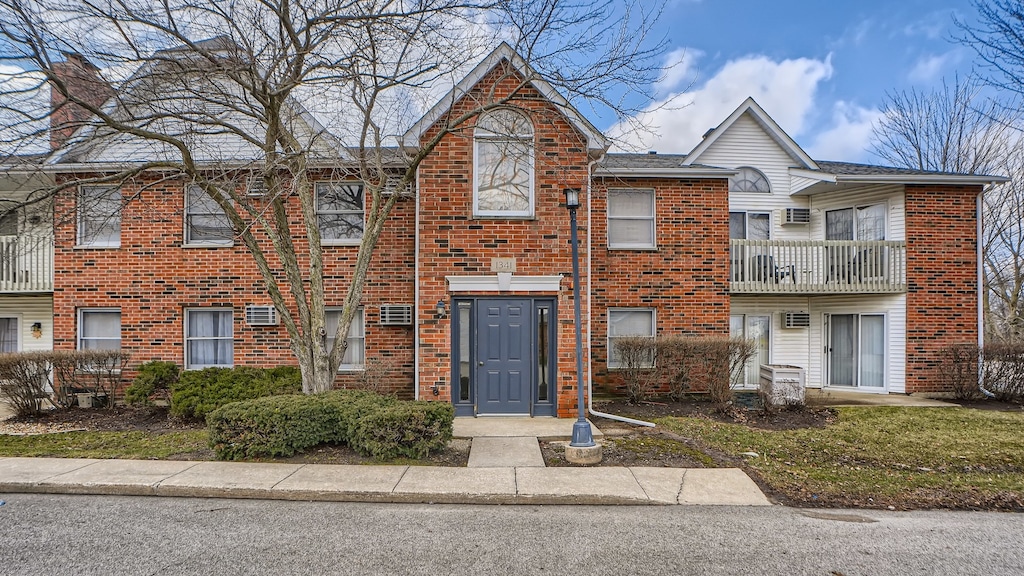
[476,299,532,415]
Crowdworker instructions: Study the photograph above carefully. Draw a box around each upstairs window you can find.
[730,166,771,193]
[78,185,121,247]
[474,109,534,217]
[316,182,364,244]
[185,185,233,245]
[607,188,656,249]
[0,208,17,236]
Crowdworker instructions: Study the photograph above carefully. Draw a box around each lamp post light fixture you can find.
[564,188,595,449]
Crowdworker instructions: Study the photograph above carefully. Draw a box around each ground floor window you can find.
[0,317,17,352]
[325,307,364,369]
[186,308,233,369]
[730,314,770,386]
[78,309,121,350]
[607,308,656,369]
[826,313,885,388]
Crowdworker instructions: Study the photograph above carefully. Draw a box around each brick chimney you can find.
[49,52,113,150]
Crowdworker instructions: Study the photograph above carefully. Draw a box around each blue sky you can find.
[608,0,981,163]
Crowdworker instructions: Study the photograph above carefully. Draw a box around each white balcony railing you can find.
[0,235,54,293]
[730,239,906,294]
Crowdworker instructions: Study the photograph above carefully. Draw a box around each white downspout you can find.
[977,190,995,398]
[584,152,655,428]
[414,164,421,400]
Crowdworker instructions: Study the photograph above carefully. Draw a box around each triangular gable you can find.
[683,97,818,170]
[400,42,608,152]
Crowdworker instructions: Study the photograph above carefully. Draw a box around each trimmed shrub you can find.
[125,360,180,406]
[205,390,454,461]
[170,366,301,420]
[350,402,455,460]
[0,351,54,416]
[207,394,339,460]
[936,344,981,401]
[612,336,659,403]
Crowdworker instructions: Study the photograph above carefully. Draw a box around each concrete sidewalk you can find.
[0,457,772,506]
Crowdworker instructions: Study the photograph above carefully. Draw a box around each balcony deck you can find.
[0,235,53,293]
[730,239,906,295]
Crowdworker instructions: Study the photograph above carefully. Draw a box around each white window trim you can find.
[184,185,233,247]
[77,308,121,351]
[316,181,365,246]
[326,307,365,371]
[0,315,21,353]
[823,311,888,390]
[607,188,656,250]
[184,307,234,370]
[77,185,121,248]
[824,202,889,241]
[730,166,772,194]
[473,110,535,218]
[730,313,772,387]
[607,308,656,369]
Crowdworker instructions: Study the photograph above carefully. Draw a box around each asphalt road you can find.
[0,494,1021,575]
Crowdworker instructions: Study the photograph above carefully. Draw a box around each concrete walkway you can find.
[0,414,770,506]
[0,457,771,506]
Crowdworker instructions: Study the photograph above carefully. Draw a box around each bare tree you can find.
[869,73,1024,343]
[870,75,1014,174]
[0,0,667,393]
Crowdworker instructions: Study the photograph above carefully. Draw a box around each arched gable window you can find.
[474,109,534,217]
[730,166,771,193]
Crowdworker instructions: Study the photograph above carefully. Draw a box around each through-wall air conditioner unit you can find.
[245,305,279,326]
[246,175,269,198]
[784,208,811,225]
[782,312,811,329]
[379,304,413,326]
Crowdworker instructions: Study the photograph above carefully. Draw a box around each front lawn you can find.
[0,430,211,460]
[659,406,1024,510]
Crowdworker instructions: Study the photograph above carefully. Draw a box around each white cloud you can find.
[607,51,833,154]
[806,102,883,163]
[654,47,701,97]
[908,51,960,83]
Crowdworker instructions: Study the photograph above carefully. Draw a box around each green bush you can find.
[125,361,181,406]
[205,390,453,461]
[350,401,455,460]
[207,394,338,460]
[170,366,301,420]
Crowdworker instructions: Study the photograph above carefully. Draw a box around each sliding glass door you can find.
[825,313,885,389]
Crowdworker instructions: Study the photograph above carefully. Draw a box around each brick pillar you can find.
[904,184,981,393]
[50,53,113,150]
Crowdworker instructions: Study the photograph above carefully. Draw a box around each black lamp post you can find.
[564,188,595,448]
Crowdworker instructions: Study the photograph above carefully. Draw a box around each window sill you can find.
[74,244,120,250]
[607,245,658,251]
[472,214,535,221]
[321,240,362,247]
[182,242,234,249]
[338,366,365,373]
[185,365,234,371]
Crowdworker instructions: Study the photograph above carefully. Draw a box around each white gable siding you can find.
[700,114,813,242]
[790,175,823,195]
[0,295,54,352]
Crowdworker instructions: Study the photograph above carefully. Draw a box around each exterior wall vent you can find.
[379,304,413,325]
[245,305,278,326]
[783,311,811,328]
[784,208,811,225]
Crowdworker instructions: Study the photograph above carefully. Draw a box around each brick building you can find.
[2,44,1003,417]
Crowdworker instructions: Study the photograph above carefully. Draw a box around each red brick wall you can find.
[904,184,981,393]
[590,176,731,395]
[415,65,591,417]
[52,172,416,395]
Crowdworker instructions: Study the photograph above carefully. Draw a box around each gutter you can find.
[585,152,655,428]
